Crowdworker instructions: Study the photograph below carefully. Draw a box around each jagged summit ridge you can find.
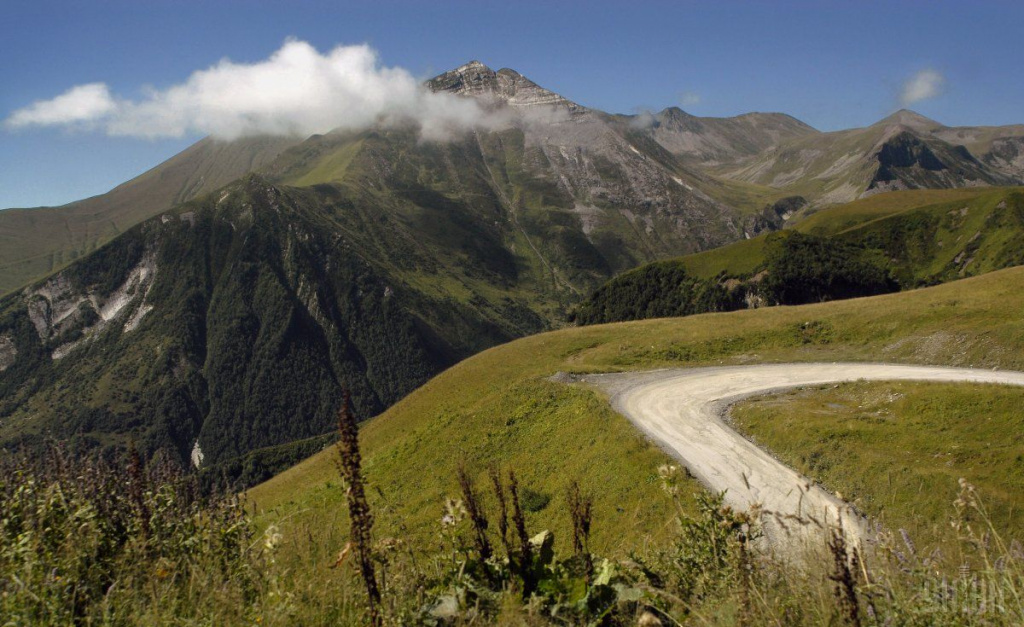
[428,61,586,113]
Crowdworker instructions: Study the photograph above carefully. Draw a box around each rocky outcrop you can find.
[868,132,1015,193]
[423,61,747,266]
[427,61,587,115]
[22,250,157,359]
[875,132,948,174]
[984,136,1024,179]
[0,333,15,372]
[743,196,806,238]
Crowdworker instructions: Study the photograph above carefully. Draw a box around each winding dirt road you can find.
[581,363,1024,550]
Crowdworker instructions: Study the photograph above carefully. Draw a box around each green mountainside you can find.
[574,187,1024,324]
[0,75,785,479]
[0,173,556,476]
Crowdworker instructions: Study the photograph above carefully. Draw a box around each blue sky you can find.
[2,0,1021,209]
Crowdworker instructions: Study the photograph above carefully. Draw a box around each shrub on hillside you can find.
[759,232,897,305]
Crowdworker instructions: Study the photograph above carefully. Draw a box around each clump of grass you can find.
[508,469,535,595]
[489,464,512,560]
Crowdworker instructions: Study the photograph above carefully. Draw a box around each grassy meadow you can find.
[251,264,1024,553]
[731,380,1024,557]
[238,264,1024,623]
[676,187,1023,281]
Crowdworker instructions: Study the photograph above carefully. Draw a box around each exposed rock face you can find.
[0,333,15,372]
[191,441,204,468]
[743,196,807,238]
[428,61,587,114]
[984,136,1024,179]
[22,250,157,360]
[26,273,91,341]
[875,132,948,175]
[868,131,1014,193]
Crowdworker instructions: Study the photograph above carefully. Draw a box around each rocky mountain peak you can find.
[874,109,943,132]
[658,107,696,121]
[428,60,499,96]
[428,61,585,113]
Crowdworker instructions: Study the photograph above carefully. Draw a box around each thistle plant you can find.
[567,480,593,580]
[334,391,382,627]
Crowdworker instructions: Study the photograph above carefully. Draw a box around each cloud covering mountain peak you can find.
[5,40,504,141]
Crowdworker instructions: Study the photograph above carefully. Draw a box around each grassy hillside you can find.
[731,380,1024,558]
[574,187,1024,324]
[636,188,1005,282]
[681,187,1019,279]
[251,264,1024,562]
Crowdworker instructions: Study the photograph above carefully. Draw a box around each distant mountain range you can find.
[1,61,1022,480]
[711,109,1023,207]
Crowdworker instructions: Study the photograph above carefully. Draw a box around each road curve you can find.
[580,363,1024,550]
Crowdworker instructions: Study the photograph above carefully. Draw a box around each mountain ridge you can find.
[3,62,1024,478]
[4,62,1023,298]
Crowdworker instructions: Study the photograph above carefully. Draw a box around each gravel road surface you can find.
[579,363,1024,551]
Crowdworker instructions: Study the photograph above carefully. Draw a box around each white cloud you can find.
[6,83,117,128]
[4,40,504,141]
[629,109,656,129]
[679,92,701,107]
[900,69,945,107]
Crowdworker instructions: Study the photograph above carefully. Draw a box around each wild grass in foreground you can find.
[2,433,1022,625]
[330,449,1023,625]
[0,445,305,625]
